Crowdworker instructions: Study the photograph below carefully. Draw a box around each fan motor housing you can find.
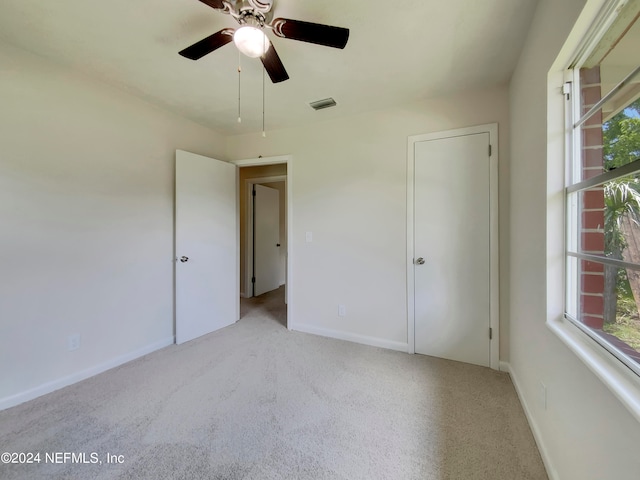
[234,0,273,14]
[229,0,273,25]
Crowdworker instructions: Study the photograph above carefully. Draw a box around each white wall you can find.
[227,87,510,353]
[509,0,640,478]
[0,41,225,407]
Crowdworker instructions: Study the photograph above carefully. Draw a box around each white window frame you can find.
[564,76,640,378]
[547,0,640,423]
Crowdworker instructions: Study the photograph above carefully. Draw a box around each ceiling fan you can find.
[179,0,350,83]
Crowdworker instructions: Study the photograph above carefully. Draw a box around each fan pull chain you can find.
[262,64,266,137]
[237,51,242,124]
[262,34,266,137]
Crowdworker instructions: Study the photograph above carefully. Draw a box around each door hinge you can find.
[488,144,492,156]
[252,189,256,197]
[251,276,255,283]
[489,327,493,340]
[562,82,572,100]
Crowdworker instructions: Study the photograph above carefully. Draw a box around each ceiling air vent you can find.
[309,97,337,110]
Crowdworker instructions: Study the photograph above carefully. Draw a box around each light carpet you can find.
[0,287,547,479]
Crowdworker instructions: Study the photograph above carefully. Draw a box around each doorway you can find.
[240,172,287,299]
[234,156,292,327]
[175,152,292,345]
[406,125,499,369]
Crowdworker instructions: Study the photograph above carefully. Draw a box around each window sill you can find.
[547,315,640,423]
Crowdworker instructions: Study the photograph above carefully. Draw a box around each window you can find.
[565,0,640,376]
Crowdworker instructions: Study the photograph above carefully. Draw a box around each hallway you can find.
[240,286,287,328]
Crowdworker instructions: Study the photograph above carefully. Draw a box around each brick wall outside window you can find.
[579,66,605,329]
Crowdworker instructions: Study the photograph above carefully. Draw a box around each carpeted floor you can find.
[0,287,547,479]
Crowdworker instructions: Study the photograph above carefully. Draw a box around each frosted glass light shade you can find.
[233,25,270,58]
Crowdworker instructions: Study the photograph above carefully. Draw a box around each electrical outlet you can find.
[540,381,547,410]
[305,231,313,243]
[338,304,346,317]
[68,334,81,351]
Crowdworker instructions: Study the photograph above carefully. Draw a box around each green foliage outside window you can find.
[602,98,640,348]
[604,98,640,171]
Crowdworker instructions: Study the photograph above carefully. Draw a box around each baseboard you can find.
[0,336,174,411]
[289,323,409,352]
[501,362,559,480]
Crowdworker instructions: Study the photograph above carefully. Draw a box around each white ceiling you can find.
[0,0,539,135]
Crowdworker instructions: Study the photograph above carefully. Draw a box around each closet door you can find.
[413,132,491,367]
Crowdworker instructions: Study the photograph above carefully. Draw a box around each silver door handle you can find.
[415,257,425,265]
[180,256,189,263]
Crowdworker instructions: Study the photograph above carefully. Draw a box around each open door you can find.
[175,150,238,344]
[253,184,281,296]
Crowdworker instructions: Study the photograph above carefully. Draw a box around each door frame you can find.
[233,155,292,329]
[406,124,499,369]
[243,175,287,299]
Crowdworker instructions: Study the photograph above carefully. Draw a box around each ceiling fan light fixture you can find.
[233,25,269,58]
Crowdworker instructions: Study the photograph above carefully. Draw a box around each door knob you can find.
[180,256,189,263]
[415,257,425,265]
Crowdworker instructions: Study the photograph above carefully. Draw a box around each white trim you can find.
[290,323,409,352]
[0,336,174,411]
[232,155,291,167]
[233,155,293,328]
[235,166,240,321]
[570,0,630,68]
[406,140,416,354]
[549,0,621,73]
[244,174,287,299]
[501,362,559,480]
[406,123,500,370]
[488,125,500,371]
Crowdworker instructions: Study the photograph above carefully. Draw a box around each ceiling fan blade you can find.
[197,0,227,10]
[271,18,349,49]
[260,44,289,83]
[179,28,235,60]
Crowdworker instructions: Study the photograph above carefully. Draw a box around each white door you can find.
[253,184,280,296]
[175,150,238,344]
[414,133,491,367]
